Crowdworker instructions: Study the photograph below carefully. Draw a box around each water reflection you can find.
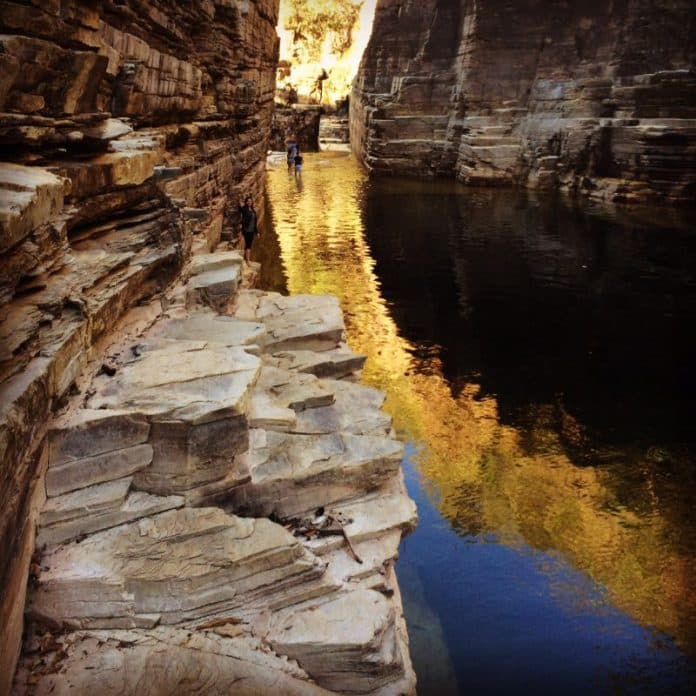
[262,151,696,691]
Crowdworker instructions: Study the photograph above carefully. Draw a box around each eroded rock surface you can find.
[0,1,279,689]
[352,0,696,205]
[12,253,417,694]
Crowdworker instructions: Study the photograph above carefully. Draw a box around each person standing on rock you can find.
[238,196,259,265]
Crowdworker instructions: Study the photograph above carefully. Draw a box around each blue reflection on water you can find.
[398,445,695,696]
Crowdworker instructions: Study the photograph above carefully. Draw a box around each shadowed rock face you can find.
[351,0,696,205]
[0,1,280,688]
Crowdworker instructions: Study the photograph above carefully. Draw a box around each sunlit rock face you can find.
[277,0,376,106]
[351,0,696,204]
[0,1,279,688]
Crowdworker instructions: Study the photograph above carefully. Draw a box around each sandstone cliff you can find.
[351,0,696,204]
[0,0,279,688]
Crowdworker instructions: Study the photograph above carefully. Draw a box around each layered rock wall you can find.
[351,0,696,204]
[0,1,279,688]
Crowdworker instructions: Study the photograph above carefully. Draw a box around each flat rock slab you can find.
[153,312,266,347]
[37,487,185,548]
[228,430,404,517]
[45,443,153,497]
[233,291,345,352]
[293,379,391,437]
[268,346,366,379]
[14,628,333,696]
[41,477,133,527]
[190,251,243,276]
[267,589,405,694]
[304,475,418,559]
[29,508,326,628]
[87,344,259,495]
[89,344,260,423]
[186,266,241,312]
[248,366,338,432]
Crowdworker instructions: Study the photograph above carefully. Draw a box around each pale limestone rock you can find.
[267,346,366,379]
[87,345,258,495]
[228,429,404,517]
[304,475,417,559]
[267,589,404,694]
[293,379,392,436]
[45,444,153,497]
[322,531,403,590]
[40,477,133,527]
[248,361,337,432]
[29,508,328,628]
[233,291,345,352]
[14,628,334,696]
[190,251,243,276]
[88,344,259,423]
[154,312,266,347]
[186,266,241,312]
[37,488,185,548]
[255,366,335,411]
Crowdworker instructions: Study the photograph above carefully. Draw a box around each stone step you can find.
[227,429,404,518]
[248,366,336,431]
[86,342,260,496]
[266,589,405,694]
[46,429,153,498]
[265,345,366,379]
[189,250,243,276]
[233,290,345,353]
[186,265,241,312]
[150,311,266,349]
[28,508,330,629]
[37,481,184,548]
[292,378,392,437]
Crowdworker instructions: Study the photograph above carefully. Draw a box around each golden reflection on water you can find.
[264,152,695,655]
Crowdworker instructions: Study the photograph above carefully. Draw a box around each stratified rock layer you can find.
[351,0,696,205]
[0,1,279,689]
[15,255,417,695]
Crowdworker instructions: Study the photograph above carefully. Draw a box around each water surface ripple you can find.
[260,151,696,694]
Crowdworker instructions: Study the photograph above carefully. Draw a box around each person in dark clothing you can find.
[238,195,259,264]
[294,150,303,177]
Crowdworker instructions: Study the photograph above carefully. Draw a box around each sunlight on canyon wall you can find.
[277,0,376,105]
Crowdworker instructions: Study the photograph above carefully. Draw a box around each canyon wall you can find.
[351,0,696,204]
[0,0,279,687]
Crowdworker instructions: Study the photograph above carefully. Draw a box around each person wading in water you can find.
[238,195,259,264]
[294,149,303,177]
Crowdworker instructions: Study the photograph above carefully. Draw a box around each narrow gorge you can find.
[1,1,415,694]
[1,0,695,694]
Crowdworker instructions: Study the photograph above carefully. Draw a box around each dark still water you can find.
[260,151,696,694]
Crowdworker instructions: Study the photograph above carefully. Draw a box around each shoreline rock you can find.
[14,245,418,695]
